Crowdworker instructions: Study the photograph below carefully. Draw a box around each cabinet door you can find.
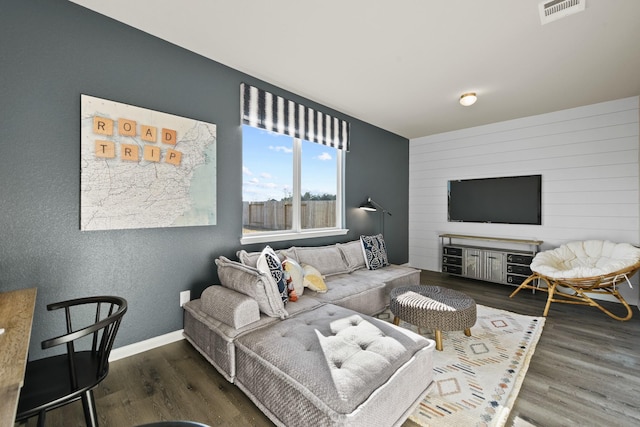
[464,249,482,279]
[484,251,504,283]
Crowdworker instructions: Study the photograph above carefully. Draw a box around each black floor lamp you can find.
[359,197,392,236]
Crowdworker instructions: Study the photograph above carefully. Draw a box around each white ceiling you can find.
[69,0,640,139]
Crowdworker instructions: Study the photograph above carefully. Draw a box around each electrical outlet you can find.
[180,290,191,307]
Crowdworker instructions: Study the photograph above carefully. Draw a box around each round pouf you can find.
[390,285,477,351]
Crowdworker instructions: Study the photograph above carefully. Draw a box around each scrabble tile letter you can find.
[162,128,177,145]
[141,125,157,142]
[165,149,182,166]
[119,118,137,136]
[143,145,161,162]
[121,144,140,162]
[93,116,113,135]
[95,140,116,158]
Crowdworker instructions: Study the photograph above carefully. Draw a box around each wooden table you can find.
[0,288,37,427]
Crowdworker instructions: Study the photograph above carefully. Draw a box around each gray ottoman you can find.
[234,303,434,426]
[390,285,476,351]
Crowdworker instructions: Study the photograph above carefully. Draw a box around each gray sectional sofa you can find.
[183,240,435,426]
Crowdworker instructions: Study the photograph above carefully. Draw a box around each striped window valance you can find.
[241,83,350,151]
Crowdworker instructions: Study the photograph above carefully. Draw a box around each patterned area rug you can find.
[376,304,545,427]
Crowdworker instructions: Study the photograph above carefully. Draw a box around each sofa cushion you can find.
[361,234,390,270]
[183,294,324,382]
[215,256,288,319]
[337,240,367,271]
[350,264,421,301]
[302,264,328,293]
[293,244,350,276]
[234,303,434,426]
[314,273,387,315]
[256,246,289,305]
[200,285,260,329]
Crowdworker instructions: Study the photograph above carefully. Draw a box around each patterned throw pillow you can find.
[302,264,328,293]
[256,246,289,305]
[360,234,390,270]
[282,257,304,300]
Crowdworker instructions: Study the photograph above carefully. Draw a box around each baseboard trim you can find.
[109,329,185,362]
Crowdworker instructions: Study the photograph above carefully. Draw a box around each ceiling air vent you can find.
[539,0,585,25]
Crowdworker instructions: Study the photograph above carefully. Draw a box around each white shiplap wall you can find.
[409,96,640,305]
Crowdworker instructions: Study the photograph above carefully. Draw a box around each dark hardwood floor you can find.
[17,271,640,427]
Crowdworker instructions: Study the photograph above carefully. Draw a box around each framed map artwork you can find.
[80,94,217,231]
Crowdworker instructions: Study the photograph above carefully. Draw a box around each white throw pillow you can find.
[282,257,304,298]
[256,246,289,305]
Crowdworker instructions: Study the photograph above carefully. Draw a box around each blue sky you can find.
[242,125,337,202]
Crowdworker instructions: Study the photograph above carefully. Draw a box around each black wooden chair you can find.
[16,296,127,427]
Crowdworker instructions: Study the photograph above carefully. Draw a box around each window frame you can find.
[240,129,347,245]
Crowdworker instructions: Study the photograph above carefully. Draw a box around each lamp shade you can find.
[359,197,391,215]
[359,199,377,211]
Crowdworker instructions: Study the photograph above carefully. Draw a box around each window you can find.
[240,83,349,244]
[241,124,345,243]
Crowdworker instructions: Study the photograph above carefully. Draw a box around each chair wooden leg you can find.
[543,281,558,316]
[509,274,538,298]
[82,389,99,427]
[575,288,634,321]
[393,316,400,326]
[37,410,46,427]
[605,291,633,321]
[464,328,471,337]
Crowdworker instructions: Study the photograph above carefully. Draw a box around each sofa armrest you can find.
[201,285,260,329]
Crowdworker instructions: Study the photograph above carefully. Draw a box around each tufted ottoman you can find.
[390,285,476,351]
[233,303,434,427]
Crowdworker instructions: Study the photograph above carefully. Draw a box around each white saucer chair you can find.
[510,240,640,321]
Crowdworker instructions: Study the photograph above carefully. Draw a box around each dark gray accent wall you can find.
[0,0,410,359]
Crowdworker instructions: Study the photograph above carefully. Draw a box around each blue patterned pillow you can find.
[256,246,289,305]
[360,234,389,270]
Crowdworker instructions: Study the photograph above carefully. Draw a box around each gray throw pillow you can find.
[337,240,367,271]
[237,248,290,268]
[293,244,350,276]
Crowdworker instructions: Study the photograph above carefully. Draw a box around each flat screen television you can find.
[448,175,542,225]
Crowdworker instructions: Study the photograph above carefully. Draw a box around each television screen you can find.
[448,175,542,225]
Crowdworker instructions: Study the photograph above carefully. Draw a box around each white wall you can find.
[409,96,640,305]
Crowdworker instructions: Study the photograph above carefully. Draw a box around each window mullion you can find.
[336,149,344,229]
[292,137,302,231]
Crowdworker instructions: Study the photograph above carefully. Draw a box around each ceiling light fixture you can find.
[459,92,477,107]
